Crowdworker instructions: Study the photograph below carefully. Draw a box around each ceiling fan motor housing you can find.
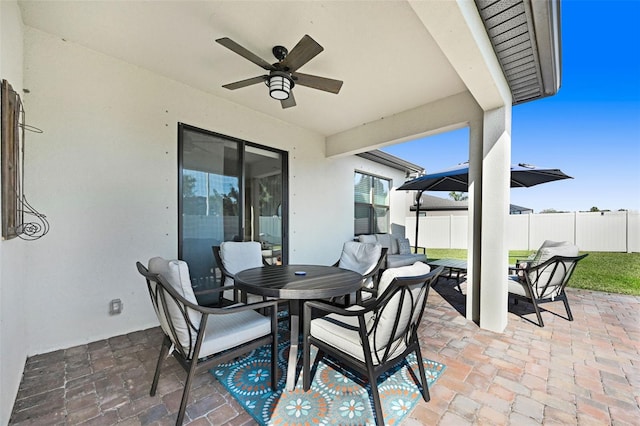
[272,45,288,62]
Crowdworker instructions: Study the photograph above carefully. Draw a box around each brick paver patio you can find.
[9,280,640,425]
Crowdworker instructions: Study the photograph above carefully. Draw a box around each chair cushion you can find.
[357,234,377,244]
[529,240,571,267]
[310,307,397,364]
[311,262,432,364]
[386,254,427,268]
[508,275,532,298]
[374,262,432,350]
[375,233,399,255]
[199,309,272,359]
[148,258,200,353]
[220,241,264,274]
[338,241,382,276]
[397,238,412,255]
[532,243,579,267]
[220,242,264,299]
[377,261,431,295]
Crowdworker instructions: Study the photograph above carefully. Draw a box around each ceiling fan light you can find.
[268,74,291,100]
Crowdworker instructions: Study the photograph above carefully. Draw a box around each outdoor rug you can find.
[211,325,445,425]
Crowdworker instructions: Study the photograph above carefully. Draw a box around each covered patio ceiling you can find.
[18,0,559,139]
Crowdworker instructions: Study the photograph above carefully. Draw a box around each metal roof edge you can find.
[357,150,425,176]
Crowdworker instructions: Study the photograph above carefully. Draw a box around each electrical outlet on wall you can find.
[109,299,123,315]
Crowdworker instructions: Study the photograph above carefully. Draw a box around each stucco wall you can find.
[20,26,407,357]
[0,1,28,422]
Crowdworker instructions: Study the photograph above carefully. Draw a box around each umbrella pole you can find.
[414,190,423,252]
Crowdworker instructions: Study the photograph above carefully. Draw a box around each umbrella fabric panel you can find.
[397,163,571,192]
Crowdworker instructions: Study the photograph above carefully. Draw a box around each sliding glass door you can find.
[178,124,287,303]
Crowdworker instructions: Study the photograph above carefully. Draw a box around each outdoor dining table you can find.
[427,258,468,291]
[234,264,363,391]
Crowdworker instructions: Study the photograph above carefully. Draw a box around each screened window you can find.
[354,171,390,235]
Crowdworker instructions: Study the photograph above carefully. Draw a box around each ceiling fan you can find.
[215,35,343,109]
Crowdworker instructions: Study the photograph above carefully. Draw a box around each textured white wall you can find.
[0,1,28,422]
[20,26,407,356]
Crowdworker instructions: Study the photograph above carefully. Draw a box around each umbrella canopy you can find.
[397,163,572,192]
[397,163,572,251]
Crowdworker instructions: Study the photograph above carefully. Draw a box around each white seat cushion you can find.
[357,234,377,244]
[338,241,382,276]
[199,309,272,359]
[374,262,431,349]
[311,261,431,364]
[508,275,532,298]
[220,241,265,299]
[220,241,264,274]
[310,306,389,364]
[148,258,200,353]
[512,243,580,299]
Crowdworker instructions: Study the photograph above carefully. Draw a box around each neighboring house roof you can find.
[357,150,424,177]
[410,194,533,214]
[411,194,469,211]
[475,0,562,104]
[510,204,534,214]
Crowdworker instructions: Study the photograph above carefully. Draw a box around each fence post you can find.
[627,210,631,253]
[528,212,532,250]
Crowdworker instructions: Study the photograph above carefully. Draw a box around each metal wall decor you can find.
[1,79,48,240]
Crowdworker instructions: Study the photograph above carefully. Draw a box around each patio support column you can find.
[467,106,511,332]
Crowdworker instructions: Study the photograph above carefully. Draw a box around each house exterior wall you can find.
[0,1,28,422]
[19,26,408,358]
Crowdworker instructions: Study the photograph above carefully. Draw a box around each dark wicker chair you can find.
[302,263,443,426]
[509,252,588,327]
[136,258,278,425]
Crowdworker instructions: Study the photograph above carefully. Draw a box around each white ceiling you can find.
[18,1,467,137]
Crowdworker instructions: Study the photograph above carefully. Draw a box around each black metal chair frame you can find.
[332,246,388,304]
[136,262,278,425]
[302,266,443,426]
[509,253,588,327]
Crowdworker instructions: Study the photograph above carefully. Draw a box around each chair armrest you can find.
[522,253,588,274]
[414,246,427,254]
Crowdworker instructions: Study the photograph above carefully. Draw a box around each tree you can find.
[540,208,568,214]
[590,206,600,212]
[182,175,197,197]
[449,191,468,201]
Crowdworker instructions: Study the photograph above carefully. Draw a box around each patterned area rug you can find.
[211,325,445,425]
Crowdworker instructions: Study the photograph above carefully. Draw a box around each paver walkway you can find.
[9,279,640,425]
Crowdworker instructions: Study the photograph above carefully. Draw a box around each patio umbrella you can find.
[397,162,572,192]
[397,163,572,250]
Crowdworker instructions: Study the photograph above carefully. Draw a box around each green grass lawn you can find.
[426,249,640,296]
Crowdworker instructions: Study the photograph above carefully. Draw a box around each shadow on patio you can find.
[10,278,640,425]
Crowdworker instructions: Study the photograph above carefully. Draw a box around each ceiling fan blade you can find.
[293,72,343,94]
[222,75,267,90]
[216,37,274,71]
[281,92,296,109]
[281,35,323,72]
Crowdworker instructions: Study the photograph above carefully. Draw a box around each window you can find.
[354,171,390,235]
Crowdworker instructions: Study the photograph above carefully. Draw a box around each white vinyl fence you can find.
[406,210,640,253]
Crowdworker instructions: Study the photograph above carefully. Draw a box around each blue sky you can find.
[382,0,640,213]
